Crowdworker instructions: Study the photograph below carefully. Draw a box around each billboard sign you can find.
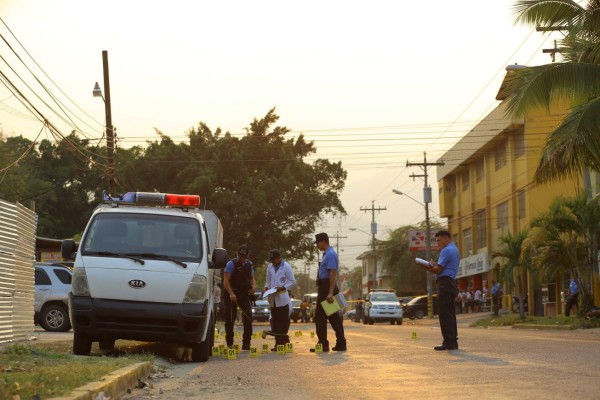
[408,230,440,252]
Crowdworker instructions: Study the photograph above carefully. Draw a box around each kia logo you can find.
[128,280,146,289]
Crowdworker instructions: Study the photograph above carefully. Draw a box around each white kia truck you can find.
[61,191,227,362]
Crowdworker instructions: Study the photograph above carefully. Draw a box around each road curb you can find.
[48,361,154,400]
[512,323,575,330]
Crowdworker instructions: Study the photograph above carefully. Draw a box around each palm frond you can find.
[514,0,586,27]
[534,96,600,183]
[504,63,600,117]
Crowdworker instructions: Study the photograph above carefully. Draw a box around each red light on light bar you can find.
[164,194,200,207]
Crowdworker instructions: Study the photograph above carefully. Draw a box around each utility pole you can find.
[406,152,445,318]
[330,231,347,253]
[360,201,386,290]
[101,50,115,195]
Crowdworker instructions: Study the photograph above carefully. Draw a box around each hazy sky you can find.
[0,0,558,270]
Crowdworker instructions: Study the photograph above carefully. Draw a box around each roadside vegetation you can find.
[0,341,153,400]
[472,314,600,329]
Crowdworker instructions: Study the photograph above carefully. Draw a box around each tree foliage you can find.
[506,1,600,183]
[0,109,347,266]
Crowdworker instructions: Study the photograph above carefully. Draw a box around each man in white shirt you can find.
[474,288,482,312]
[264,249,296,350]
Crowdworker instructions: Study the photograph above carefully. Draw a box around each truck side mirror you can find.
[209,248,227,269]
[61,239,76,260]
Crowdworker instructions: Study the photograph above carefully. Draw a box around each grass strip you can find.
[0,341,153,399]
[472,314,600,329]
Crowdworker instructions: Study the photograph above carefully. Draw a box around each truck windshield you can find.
[81,213,203,262]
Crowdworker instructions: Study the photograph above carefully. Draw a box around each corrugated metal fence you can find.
[0,199,37,344]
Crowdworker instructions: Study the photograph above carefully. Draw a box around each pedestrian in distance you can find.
[565,275,579,317]
[311,232,347,352]
[491,281,502,316]
[300,298,309,323]
[416,230,460,351]
[263,249,296,350]
[223,244,256,350]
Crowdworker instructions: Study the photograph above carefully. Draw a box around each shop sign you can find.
[456,252,490,279]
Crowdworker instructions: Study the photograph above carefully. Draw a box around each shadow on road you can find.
[447,350,509,366]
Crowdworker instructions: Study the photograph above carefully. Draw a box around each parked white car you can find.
[34,263,72,332]
[363,291,403,325]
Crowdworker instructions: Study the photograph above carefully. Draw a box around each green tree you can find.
[526,194,599,311]
[492,230,530,318]
[505,0,600,184]
[379,222,445,296]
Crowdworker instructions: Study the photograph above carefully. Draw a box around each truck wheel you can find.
[368,317,374,325]
[99,338,115,351]
[73,333,92,355]
[390,320,395,325]
[191,320,212,362]
[40,304,71,332]
[397,318,403,325]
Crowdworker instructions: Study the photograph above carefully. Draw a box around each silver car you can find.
[34,263,72,332]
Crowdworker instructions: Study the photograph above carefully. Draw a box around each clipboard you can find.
[320,293,347,316]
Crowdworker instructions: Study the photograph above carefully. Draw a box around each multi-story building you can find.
[436,67,584,315]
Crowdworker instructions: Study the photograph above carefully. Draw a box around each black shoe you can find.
[241,344,250,351]
[332,346,347,351]
[309,345,330,353]
[434,344,458,351]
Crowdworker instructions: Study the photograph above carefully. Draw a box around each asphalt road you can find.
[33,314,600,399]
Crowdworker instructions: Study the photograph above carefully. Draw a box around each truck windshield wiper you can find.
[88,251,145,265]
[127,253,187,268]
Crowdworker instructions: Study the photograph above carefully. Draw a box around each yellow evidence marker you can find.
[411,332,417,339]
[285,343,293,353]
[262,344,269,354]
[250,346,259,358]
[276,344,285,355]
[315,343,323,353]
[310,332,315,338]
[233,344,240,352]
[211,346,219,356]
[227,348,237,360]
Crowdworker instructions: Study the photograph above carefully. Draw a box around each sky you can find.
[0,0,561,271]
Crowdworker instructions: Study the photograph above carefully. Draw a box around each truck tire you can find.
[40,304,71,332]
[73,332,92,355]
[397,318,403,325]
[191,317,213,362]
[389,320,395,325]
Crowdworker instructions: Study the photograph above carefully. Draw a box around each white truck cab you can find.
[62,191,227,362]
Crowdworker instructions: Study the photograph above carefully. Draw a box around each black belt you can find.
[436,275,455,282]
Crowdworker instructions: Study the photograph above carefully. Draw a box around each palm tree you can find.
[526,193,600,311]
[492,230,531,318]
[505,1,600,184]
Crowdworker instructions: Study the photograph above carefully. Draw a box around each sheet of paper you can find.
[415,257,432,267]
[262,287,278,298]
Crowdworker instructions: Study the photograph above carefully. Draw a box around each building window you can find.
[495,142,506,171]
[514,129,525,158]
[462,228,472,256]
[474,209,487,249]
[462,169,470,192]
[518,190,526,220]
[476,157,485,183]
[496,201,509,230]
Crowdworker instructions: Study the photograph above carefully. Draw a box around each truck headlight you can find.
[183,274,207,303]
[71,267,90,297]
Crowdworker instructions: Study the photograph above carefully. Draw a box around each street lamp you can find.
[93,50,115,196]
[393,187,434,318]
[392,189,424,206]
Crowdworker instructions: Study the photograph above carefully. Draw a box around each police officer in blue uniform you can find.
[223,244,256,350]
[417,230,460,351]
[311,232,347,352]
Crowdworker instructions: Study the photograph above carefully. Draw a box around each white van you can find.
[62,191,227,362]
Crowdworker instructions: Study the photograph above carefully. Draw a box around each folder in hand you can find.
[320,293,347,316]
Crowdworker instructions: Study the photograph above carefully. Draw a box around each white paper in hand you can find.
[262,287,278,298]
[415,257,432,267]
